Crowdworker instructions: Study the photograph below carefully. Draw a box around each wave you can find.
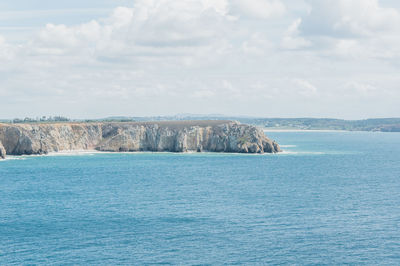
[278,150,326,155]
[47,150,100,156]
[10,150,280,159]
[1,149,352,160]
[0,156,27,161]
[278,150,359,155]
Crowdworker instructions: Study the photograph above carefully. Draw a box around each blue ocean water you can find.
[1,131,400,264]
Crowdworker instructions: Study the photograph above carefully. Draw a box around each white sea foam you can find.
[0,156,27,161]
[279,145,297,148]
[47,150,100,156]
[278,150,327,155]
[1,149,334,160]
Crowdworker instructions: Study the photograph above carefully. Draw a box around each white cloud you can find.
[0,35,15,61]
[281,18,311,49]
[1,0,400,118]
[30,0,235,62]
[230,0,286,19]
[293,79,318,96]
[192,89,216,99]
[334,0,400,36]
[242,33,274,55]
[294,0,400,61]
[109,6,134,28]
[301,0,400,37]
[344,81,378,96]
[201,0,229,15]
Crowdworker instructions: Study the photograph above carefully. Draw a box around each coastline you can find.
[263,128,400,133]
[263,128,349,132]
[0,121,281,158]
[0,149,283,161]
[262,128,381,132]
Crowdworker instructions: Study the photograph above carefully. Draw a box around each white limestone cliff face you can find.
[0,121,280,158]
[0,123,103,156]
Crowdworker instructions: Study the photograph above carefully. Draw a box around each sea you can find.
[0,131,400,264]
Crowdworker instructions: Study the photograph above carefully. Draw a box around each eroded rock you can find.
[0,121,281,156]
[0,141,5,159]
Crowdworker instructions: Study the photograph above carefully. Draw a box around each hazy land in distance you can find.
[1,116,399,132]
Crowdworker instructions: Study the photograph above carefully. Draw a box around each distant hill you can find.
[236,118,400,132]
[2,115,400,132]
[96,116,400,132]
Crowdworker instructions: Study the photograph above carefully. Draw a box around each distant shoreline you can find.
[262,128,393,132]
[2,116,400,132]
[263,128,347,132]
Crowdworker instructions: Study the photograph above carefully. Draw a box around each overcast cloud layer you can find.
[0,0,399,119]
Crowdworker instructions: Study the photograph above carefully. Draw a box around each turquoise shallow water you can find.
[1,131,400,264]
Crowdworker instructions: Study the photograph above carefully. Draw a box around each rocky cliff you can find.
[0,120,281,159]
[0,141,5,159]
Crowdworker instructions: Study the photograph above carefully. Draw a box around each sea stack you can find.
[0,121,281,158]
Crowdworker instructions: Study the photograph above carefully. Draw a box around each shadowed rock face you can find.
[0,142,5,159]
[0,121,281,158]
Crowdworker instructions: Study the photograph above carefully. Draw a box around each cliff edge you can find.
[0,121,281,158]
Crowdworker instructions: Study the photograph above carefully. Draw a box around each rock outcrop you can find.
[0,141,5,159]
[0,121,281,158]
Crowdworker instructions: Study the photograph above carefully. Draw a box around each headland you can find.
[0,120,281,159]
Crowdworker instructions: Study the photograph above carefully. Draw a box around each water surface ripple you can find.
[1,131,400,264]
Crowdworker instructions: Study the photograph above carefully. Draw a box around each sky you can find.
[0,0,399,119]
